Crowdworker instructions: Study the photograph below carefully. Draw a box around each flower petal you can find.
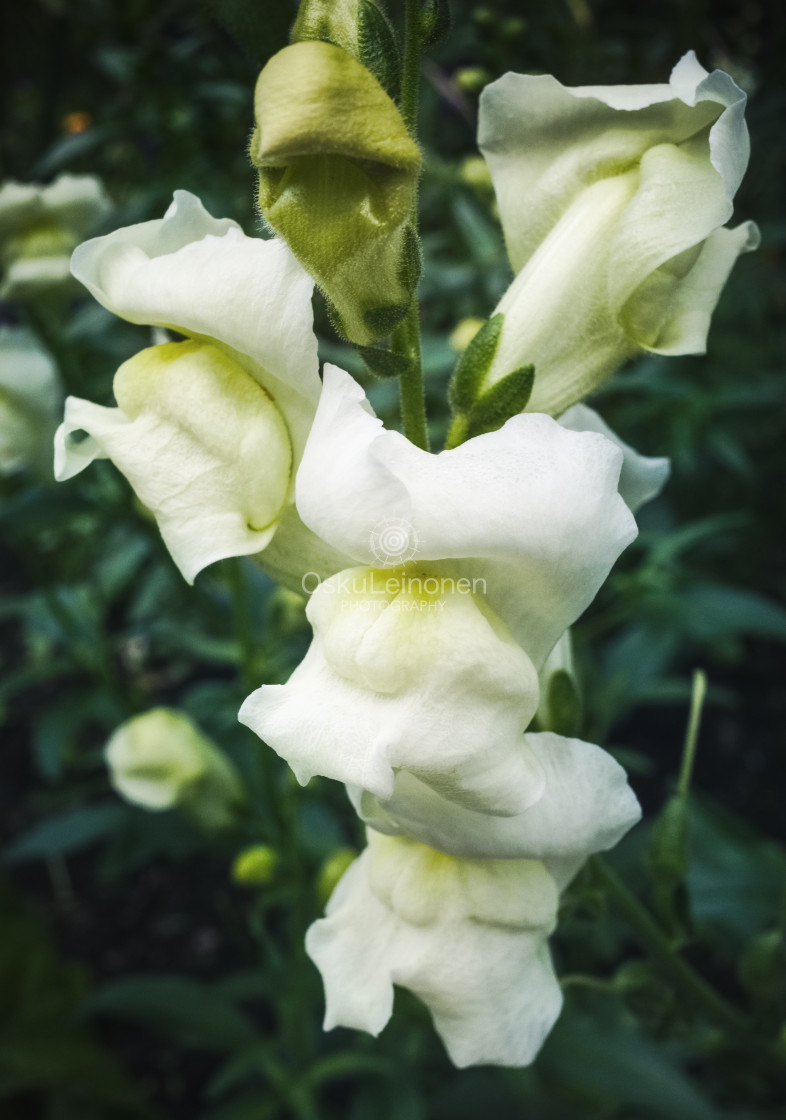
[350,730,641,861]
[478,52,757,414]
[239,567,544,814]
[70,191,320,458]
[296,365,636,666]
[55,340,292,582]
[558,403,669,512]
[306,835,563,1068]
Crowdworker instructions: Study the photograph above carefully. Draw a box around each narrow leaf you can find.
[464,363,535,439]
[449,312,504,413]
[355,345,412,378]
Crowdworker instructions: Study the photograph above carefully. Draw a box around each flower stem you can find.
[400,0,422,138]
[393,303,429,451]
[590,854,752,1037]
[393,0,429,451]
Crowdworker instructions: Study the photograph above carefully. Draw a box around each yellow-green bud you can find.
[459,155,493,192]
[454,67,490,95]
[317,846,357,904]
[105,708,245,831]
[449,317,485,353]
[250,41,421,346]
[231,844,279,887]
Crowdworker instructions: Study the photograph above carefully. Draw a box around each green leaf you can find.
[355,345,412,378]
[397,224,422,294]
[357,0,401,99]
[84,976,261,1052]
[449,313,503,413]
[5,804,128,865]
[464,364,535,440]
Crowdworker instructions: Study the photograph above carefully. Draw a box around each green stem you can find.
[400,0,422,138]
[392,0,430,450]
[393,302,429,450]
[678,668,707,797]
[591,854,752,1037]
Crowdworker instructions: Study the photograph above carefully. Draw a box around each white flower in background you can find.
[240,364,637,822]
[0,325,61,476]
[0,174,110,299]
[306,830,563,1068]
[105,708,244,830]
[55,191,347,584]
[479,51,760,416]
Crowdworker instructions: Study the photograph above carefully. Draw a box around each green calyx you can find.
[251,41,421,346]
[446,312,536,447]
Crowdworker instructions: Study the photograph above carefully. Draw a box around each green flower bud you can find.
[250,41,421,346]
[105,708,245,831]
[231,844,279,887]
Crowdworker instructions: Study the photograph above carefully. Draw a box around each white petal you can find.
[350,730,641,861]
[478,53,755,414]
[559,404,670,512]
[480,52,749,273]
[297,366,636,667]
[55,340,292,582]
[240,568,543,814]
[307,837,563,1068]
[70,191,320,459]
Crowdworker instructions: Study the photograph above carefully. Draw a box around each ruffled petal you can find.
[306,834,563,1068]
[296,366,636,666]
[239,567,544,813]
[70,191,320,458]
[55,340,292,582]
[559,404,670,512]
[478,52,756,414]
[350,730,641,860]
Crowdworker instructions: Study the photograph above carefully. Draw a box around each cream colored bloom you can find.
[54,191,341,583]
[239,365,639,833]
[479,51,759,415]
[0,325,61,476]
[306,830,563,1068]
[105,708,243,830]
[0,175,110,299]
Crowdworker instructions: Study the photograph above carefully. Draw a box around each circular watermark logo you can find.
[368,517,419,565]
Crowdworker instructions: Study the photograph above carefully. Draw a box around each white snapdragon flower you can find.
[306,830,563,1068]
[105,708,244,830]
[239,365,637,821]
[0,325,62,476]
[55,191,345,584]
[0,174,110,299]
[479,52,760,415]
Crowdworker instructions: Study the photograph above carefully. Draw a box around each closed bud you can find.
[105,708,245,831]
[250,41,421,345]
[232,844,279,887]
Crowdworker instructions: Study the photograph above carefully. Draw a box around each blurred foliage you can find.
[2,0,786,1117]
